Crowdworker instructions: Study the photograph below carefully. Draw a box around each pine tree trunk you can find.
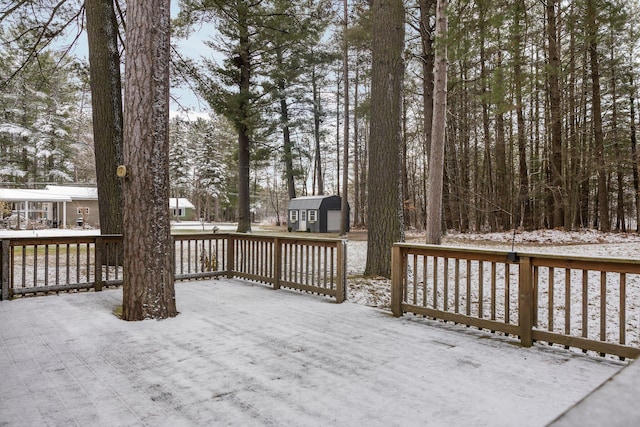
[610,45,624,231]
[277,51,296,201]
[631,80,639,231]
[568,4,579,229]
[360,126,368,226]
[335,78,341,197]
[122,0,176,321]
[353,53,360,226]
[312,68,324,195]
[587,0,609,232]
[364,0,405,278]
[425,0,448,244]
[340,0,349,236]
[85,0,123,236]
[579,51,591,228]
[513,0,533,230]
[419,0,435,158]
[478,4,494,231]
[236,6,252,233]
[419,0,435,231]
[547,0,564,228]
[494,48,508,230]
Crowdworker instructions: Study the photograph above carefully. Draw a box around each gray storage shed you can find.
[287,195,349,233]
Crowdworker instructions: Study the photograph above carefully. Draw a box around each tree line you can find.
[2,0,639,235]
[1,0,638,315]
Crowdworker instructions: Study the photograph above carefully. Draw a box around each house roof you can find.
[288,195,338,210]
[0,188,72,203]
[2,187,196,209]
[45,185,99,200]
[169,198,195,209]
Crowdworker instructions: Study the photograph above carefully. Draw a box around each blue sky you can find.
[170,0,215,113]
[61,0,213,113]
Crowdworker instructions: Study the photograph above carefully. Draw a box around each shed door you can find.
[299,210,307,231]
[326,210,341,232]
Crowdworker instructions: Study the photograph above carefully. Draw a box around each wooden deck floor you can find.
[0,278,624,426]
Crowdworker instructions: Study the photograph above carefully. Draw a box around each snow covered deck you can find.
[0,278,626,426]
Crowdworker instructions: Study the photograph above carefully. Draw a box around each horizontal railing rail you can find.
[391,243,640,360]
[7,236,97,297]
[0,233,346,303]
[173,234,227,281]
[226,234,346,301]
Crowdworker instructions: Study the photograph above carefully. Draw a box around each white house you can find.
[45,186,100,228]
[0,188,72,228]
[170,198,196,220]
[2,186,197,228]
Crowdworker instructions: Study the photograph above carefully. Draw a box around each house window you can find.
[289,210,298,222]
[172,208,185,217]
[77,207,90,215]
[308,210,317,222]
[301,210,307,221]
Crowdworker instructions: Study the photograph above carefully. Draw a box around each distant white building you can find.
[0,188,72,228]
[45,186,100,228]
[1,186,196,228]
[170,198,196,220]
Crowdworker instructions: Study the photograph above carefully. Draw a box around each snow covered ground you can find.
[2,227,639,425]
[0,279,624,426]
[345,229,640,309]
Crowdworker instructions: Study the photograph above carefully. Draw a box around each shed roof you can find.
[45,185,98,200]
[169,198,195,209]
[288,195,338,210]
[0,188,72,203]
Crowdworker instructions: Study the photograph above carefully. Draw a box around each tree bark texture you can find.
[236,6,252,233]
[365,0,405,278]
[425,0,448,245]
[547,0,564,228]
[513,0,533,230]
[277,47,296,201]
[631,79,639,231]
[587,0,609,232]
[85,0,123,235]
[340,0,349,236]
[419,0,436,158]
[122,0,177,321]
[420,0,435,232]
[353,55,360,226]
[312,68,324,196]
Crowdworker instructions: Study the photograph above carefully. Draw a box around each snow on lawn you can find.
[0,279,624,426]
[346,229,640,310]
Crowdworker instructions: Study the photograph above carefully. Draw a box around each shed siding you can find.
[326,211,341,232]
[287,195,348,233]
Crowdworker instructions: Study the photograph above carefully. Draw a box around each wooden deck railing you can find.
[228,234,346,300]
[391,243,640,359]
[0,233,346,303]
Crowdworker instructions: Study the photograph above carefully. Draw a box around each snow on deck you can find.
[0,279,624,426]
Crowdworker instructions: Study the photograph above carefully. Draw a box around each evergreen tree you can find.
[0,31,81,185]
[169,115,233,221]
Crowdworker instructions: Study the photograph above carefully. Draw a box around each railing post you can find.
[391,244,403,317]
[94,237,103,292]
[170,235,176,281]
[1,240,9,301]
[335,239,346,303]
[518,256,534,347]
[226,234,235,279]
[273,237,281,290]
